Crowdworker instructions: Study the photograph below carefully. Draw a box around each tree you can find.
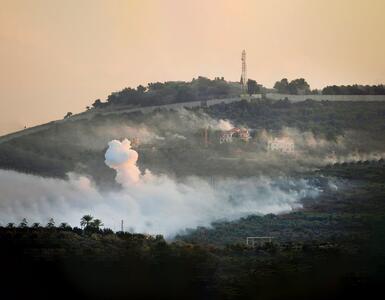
[19,218,28,228]
[64,112,73,119]
[6,223,15,228]
[310,89,320,95]
[80,215,93,229]
[288,78,310,95]
[274,78,290,93]
[274,78,311,94]
[137,85,147,94]
[247,79,260,95]
[46,218,55,228]
[32,222,41,229]
[59,222,71,230]
[91,219,104,230]
[92,99,103,108]
[147,82,164,91]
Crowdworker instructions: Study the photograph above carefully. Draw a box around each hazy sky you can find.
[0,0,384,134]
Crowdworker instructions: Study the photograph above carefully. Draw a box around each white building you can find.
[267,137,295,154]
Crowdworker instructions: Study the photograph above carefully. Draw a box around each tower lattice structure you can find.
[241,50,247,94]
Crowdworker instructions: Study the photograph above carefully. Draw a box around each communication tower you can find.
[241,50,247,94]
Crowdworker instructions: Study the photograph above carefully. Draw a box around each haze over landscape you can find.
[1,0,385,134]
[1,1,385,299]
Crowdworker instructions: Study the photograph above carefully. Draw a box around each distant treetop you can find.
[273,78,311,95]
[322,84,385,95]
[91,77,241,109]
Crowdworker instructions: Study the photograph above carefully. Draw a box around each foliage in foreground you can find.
[1,164,385,299]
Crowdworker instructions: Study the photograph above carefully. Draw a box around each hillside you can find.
[2,162,385,300]
[1,99,385,182]
[1,90,385,300]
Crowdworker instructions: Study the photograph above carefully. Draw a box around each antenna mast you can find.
[241,50,247,94]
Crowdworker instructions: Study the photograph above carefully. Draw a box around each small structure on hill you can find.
[219,128,250,144]
[246,236,274,247]
[267,137,295,154]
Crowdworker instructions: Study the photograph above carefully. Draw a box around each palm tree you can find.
[80,215,93,229]
[91,219,104,229]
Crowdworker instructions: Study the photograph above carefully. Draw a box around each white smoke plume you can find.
[323,150,385,165]
[215,119,234,131]
[252,127,385,168]
[69,109,233,150]
[105,139,142,186]
[151,108,234,132]
[257,127,343,153]
[0,139,322,237]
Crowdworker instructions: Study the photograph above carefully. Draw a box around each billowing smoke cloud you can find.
[105,139,142,185]
[0,139,322,237]
[0,170,318,237]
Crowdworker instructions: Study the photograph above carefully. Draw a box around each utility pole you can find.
[121,220,124,232]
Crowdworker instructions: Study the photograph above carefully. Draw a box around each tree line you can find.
[1,215,113,234]
[87,77,385,112]
[91,76,239,109]
[322,84,385,95]
[273,79,385,95]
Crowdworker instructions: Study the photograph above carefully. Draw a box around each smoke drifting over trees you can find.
[0,100,385,237]
[0,139,322,237]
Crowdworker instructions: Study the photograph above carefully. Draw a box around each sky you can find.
[0,0,384,134]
